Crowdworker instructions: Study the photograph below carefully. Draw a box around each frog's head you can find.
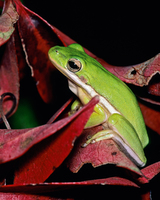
[48,43,101,86]
[48,43,104,99]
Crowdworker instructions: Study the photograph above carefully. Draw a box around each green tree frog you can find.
[48,43,149,167]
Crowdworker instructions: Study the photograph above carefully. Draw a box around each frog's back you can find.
[89,61,149,148]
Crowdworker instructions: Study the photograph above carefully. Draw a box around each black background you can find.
[24,1,160,66]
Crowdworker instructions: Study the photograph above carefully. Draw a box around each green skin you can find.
[48,43,149,167]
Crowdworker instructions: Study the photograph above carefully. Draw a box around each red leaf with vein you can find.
[13,0,64,103]
[13,96,99,184]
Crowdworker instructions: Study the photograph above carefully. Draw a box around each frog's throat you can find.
[50,60,120,115]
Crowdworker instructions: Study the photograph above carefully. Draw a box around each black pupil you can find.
[68,60,79,70]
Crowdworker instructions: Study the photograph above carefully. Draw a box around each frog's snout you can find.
[48,46,60,56]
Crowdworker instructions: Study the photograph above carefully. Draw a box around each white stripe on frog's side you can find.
[111,133,145,167]
[68,79,120,115]
[67,73,120,116]
[50,59,120,115]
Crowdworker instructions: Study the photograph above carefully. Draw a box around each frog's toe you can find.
[81,142,88,148]
[81,138,93,147]
[87,135,92,139]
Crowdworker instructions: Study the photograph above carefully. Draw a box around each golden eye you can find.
[67,58,82,72]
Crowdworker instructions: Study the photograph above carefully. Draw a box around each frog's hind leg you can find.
[82,113,146,167]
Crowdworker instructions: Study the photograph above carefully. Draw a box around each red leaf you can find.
[13,96,99,184]
[13,0,65,103]
[0,0,18,46]
[96,54,159,87]
[0,193,59,200]
[47,97,73,124]
[67,125,142,175]
[0,178,139,193]
[0,177,139,199]
[0,33,19,117]
[141,192,152,200]
[139,102,160,135]
[138,162,160,184]
[97,53,160,105]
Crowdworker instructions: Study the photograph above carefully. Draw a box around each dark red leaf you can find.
[0,177,139,193]
[0,177,139,199]
[13,0,65,103]
[96,54,158,87]
[0,1,4,9]
[0,33,19,117]
[98,53,160,105]
[13,96,99,184]
[139,102,160,135]
[138,162,160,184]
[0,96,98,164]
[141,192,152,200]
[67,125,142,175]
[0,193,59,200]
[0,0,18,46]
[47,97,73,124]
[12,25,28,80]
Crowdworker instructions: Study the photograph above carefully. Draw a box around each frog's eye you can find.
[67,58,82,73]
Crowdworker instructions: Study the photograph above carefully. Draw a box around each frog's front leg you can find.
[82,113,147,167]
[70,100,107,127]
[69,99,82,115]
